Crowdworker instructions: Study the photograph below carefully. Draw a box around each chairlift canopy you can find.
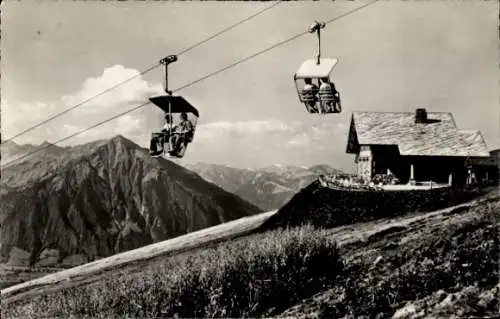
[294,58,339,80]
[149,95,200,118]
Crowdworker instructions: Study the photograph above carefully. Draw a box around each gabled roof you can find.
[346,111,490,157]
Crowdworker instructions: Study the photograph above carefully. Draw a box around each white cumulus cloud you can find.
[61,64,163,113]
[2,65,163,146]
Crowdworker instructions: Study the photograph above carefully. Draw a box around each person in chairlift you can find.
[302,78,319,113]
[318,77,341,113]
[170,112,194,155]
[150,114,177,156]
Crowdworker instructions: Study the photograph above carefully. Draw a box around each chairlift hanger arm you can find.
[160,55,178,95]
[308,21,326,65]
[159,54,178,139]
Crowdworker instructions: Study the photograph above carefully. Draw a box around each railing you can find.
[318,174,382,191]
[318,173,454,192]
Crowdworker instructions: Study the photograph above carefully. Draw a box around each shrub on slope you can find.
[4,225,342,318]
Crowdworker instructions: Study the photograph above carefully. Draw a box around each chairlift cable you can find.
[176,1,284,56]
[1,1,284,145]
[171,0,379,94]
[1,0,378,168]
[1,65,160,145]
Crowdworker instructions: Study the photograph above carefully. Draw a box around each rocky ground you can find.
[274,192,499,318]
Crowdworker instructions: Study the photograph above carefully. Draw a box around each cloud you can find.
[62,123,81,135]
[2,65,163,145]
[182,118,352,169]
[60,65,163,113]
[195,119,302,140]
[2,64,351,169]
[285,122,348,148]
[2,101,58,133]
[287,132,311,146]
[193,119,348,152]
[56,111,152,147]
[115,114,142,133]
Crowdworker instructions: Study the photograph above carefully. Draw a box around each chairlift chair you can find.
[294,21,342,114]
[149,55,199,158]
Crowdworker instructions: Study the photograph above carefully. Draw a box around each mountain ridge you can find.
[0,135,262,267]
[186,161,344,210]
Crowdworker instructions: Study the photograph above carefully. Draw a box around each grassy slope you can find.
[3,225,342,318]
[2,192,498,318]
[1,210,277,303]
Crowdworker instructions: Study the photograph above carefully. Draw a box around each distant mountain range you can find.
[0,136,262,267]
[186,162,343,210]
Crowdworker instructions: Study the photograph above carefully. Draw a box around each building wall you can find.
[409,156,459,184]
[356,145,373,181]
[353,143,493,186]
[474,165,499,185]
[471,151,500,185]
[370,145,403,178]
[360,145,471,186]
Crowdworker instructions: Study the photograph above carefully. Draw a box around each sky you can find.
[1,0,499,171]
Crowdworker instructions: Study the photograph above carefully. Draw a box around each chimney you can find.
[415,108,427,124]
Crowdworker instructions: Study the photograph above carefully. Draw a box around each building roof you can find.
[346,111,490,157]
[472,149,500,166]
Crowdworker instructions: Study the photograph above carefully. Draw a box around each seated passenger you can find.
[302,78,319,113]
[170,112,194,155]
[318,77,341,113]
[162,114,176,134]
[150,114,176,156]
